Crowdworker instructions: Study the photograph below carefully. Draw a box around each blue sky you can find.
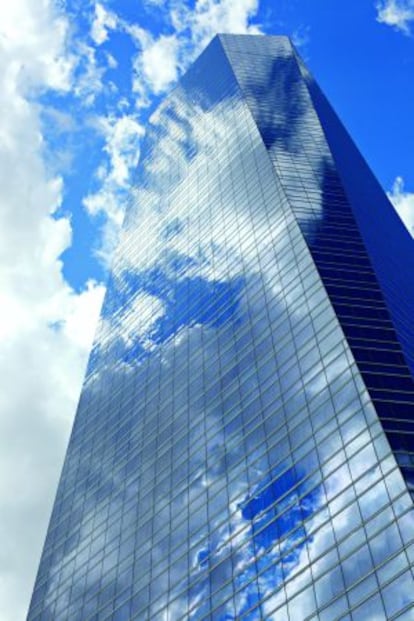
[0,1,413,620]
[37,0,414,291]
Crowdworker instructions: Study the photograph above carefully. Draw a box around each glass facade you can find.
[28,35,414,621]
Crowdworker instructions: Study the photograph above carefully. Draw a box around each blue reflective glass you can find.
[28,34,414,621]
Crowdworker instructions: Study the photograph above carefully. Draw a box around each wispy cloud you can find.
[291,25,310,49]
[376,0,414,34]
[91,1,118,45]
[83,0,264,261]
[83,113,144,262]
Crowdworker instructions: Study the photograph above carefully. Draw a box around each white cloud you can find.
[126,25,179,102]
[0,5,117,117]
[106,51,118,69]
[0,0,74,94]
[387,176,414,235]
[291,25,310,49]
[62,280,106,349]
[177,0,262,49]
[0,280,105,621]
[73,4,122,107]
[127,0,262,105]
[83,114,145,262]
[91,2,118,45]
[103,115,145,186]
[140,35,180,94]
[0,1,105,620]
[73,43,107,106]
[376,0,414,34]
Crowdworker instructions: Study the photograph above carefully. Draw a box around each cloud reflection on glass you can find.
[28,35,414,621]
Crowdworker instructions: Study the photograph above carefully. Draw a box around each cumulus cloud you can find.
[387,176,414,235]
[0,1,106,619]
[1,2,74,92]
[376,0,414,34]
[140,34,181,94]
[126,25,180,103]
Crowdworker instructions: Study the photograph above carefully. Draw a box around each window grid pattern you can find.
[221,34,414,501]
[28,35,414,621]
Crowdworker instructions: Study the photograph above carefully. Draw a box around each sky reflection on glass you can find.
[28,35,414,621]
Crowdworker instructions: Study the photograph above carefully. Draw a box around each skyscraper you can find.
[28,34,414,620]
